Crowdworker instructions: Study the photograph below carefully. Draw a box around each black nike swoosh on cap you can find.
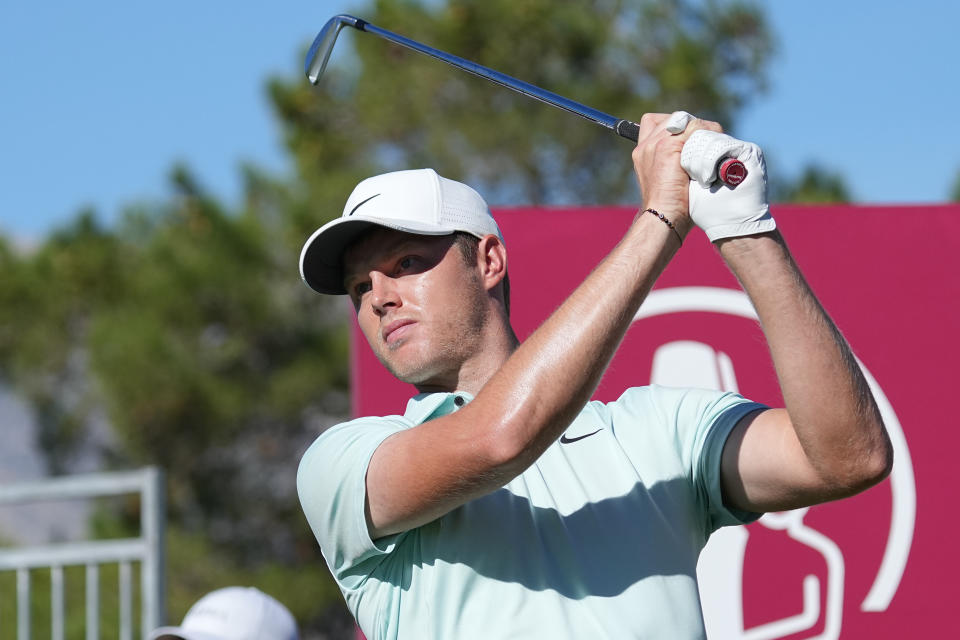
[348,193,381,216]
[559,428,602,444]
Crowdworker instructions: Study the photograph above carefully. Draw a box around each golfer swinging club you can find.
[296,111,893,639]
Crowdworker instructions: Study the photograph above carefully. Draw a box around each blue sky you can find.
[2,1,958,241]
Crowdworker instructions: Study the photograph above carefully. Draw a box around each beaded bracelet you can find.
[642,208,683,245]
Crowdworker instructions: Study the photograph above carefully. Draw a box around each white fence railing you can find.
[0,467,165,639]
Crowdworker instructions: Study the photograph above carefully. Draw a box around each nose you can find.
[369,271,400,316]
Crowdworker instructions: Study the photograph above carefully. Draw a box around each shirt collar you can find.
[403,391,475,424]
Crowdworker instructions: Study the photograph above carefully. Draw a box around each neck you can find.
[414,321,520,396]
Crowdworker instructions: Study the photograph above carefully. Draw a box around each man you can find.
[296,112,892,639]
[148,586,298,640]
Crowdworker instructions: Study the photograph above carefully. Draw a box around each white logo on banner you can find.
[636,287,916,639]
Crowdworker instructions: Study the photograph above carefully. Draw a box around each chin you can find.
[391,362,441,386]
[378,350,431,385]
[385,355,450,387]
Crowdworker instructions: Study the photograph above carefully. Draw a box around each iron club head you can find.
[305,14,364,84]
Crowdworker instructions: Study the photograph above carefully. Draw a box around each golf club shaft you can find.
[339,17,641,141]
[307,15,745,186]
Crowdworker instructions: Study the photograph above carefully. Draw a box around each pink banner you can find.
[352,204,958,638]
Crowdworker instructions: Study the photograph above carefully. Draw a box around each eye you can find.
[353,281,372,298]
[397,256,414,272]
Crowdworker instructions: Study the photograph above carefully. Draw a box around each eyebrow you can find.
[342,236,432,287]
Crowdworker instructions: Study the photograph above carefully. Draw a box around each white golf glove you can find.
[681,130,776,241]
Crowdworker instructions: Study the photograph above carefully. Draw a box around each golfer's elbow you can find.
[862,428,894,488]
[823,416,894,498]
[858,406,894,485]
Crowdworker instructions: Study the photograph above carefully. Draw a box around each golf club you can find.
[305,15,746,187]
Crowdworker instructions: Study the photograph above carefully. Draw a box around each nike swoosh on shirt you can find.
[348,193,380,216]
[559,429,602,444]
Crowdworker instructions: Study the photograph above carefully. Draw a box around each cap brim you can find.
[299,215,459,295]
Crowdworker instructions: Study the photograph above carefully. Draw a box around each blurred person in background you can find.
[148,586,298,640]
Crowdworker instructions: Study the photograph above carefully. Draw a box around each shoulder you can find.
[297,416,409,490]
[608,384,758,418]
[296,414,409,532]
[597,385,766,453]
[307,414,410,448]
[296,415,415,583]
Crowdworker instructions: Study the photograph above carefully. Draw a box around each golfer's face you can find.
[343,229,486,385]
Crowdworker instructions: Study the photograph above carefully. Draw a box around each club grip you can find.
[616,119,641,141]
[717,158,747,186]
[615,119,747,187]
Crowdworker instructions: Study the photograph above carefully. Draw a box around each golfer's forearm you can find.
[473,211,679,472]
[718,231,892,488]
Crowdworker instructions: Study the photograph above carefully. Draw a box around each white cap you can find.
[299,168,504,294]
[148,586,298,640]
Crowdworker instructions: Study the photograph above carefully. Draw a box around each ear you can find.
[476,234,508,293]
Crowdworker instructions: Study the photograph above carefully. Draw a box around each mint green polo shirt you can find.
[298,386,765,639]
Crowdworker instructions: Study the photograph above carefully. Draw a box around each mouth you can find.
[382,319,416,345]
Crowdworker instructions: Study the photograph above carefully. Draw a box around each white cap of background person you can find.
[300,168,504,295]
[148,586,298,640]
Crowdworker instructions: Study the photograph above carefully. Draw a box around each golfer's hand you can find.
[680,129,777,242]
[632,111,723,239]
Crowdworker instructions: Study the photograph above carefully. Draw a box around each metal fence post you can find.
[141,465,166,635]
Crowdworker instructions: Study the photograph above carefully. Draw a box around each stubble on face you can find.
[383,266,488,387]
[346,230,492,390]
[379,257,489,388]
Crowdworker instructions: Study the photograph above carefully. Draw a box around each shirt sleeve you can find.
[648,385,768,533]
[297,417,408,588]
[689,392,767,532]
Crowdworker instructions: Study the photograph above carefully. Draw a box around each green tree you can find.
[773,164,851,204]
[0,211,128,471]
[1,168,355,633]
